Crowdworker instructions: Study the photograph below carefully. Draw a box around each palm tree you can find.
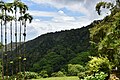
[2,2,13,79]
[0,14,4,80]
[13,0,21,74]
[0,1,5,79]
[18,2,28,72]
[22,13,33,74]
[6,15,14,76]
[13,0,31,75]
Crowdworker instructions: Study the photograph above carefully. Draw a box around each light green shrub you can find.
[16,71,39,79]
[39,70,48,78]
[68,64,85,76]
[51,71,65,77]
[78,72,86,79]
[80,72,108,80]
[86,57,112,74]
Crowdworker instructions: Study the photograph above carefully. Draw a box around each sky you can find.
[3,0,112,42]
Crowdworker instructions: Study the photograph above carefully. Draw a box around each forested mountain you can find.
[1,0,120,79]
[18,20,100,74]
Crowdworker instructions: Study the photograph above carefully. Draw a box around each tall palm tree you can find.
[0,14,4,80]
[13,0,30,75]
[2,2,13,79]
[18,2,28,72]
[6,15,14,76]
[22,13,33,73]
[13,0,21,74]
[0,1,5,79]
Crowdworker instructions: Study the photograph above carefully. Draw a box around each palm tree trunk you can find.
[19,13,22,73]
[1,19,4,80]
[10,21,13,76]
[23,21,26,79]
[14,6,18,75]
[5,10,8,80]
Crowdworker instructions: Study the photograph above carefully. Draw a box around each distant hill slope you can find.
[20,20,100,73]
[7,20,100,75]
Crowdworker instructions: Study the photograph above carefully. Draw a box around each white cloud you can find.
[28,10,57,17]
[27,10,92,40]
[26,0,112,41]
[1,0,111,42]
[30,0,111,19]
[29,10,76,22]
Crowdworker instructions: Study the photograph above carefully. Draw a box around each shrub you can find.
[16,71,39,79]
[86,57,112,75]
[68,64,85,76]
[39,70,48,78]
[25,72,38,79]
[51,71,65,77]
[78,72,86,79]
[80,72,108,80]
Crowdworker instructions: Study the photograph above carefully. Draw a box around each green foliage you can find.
[90,11,120,69]
[81,72,108,80]
[8,20,99,76]
[32,76,79,80]
[51,71,65,77]
[39,70,48,78]
[25,72,38,79]
[95,0,120,15]
[96,2,113,15]
[68,64,85,76]
[33,52,65,75]
[78,72,86,79]
[69,51,93,65]
[0,43,3,49]
[87,57,112,74]
[0,59,2,79]
[17,72,39,79]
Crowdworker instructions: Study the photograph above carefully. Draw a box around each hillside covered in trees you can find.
[1,0,120,79]
[17,0,120,78]
[22,21,98,74]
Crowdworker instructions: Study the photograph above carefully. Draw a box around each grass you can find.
[32,76,79,80]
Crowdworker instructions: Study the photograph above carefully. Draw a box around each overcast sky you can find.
[3,0,112,42]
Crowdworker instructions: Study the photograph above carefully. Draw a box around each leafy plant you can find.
[16,71,39,79]
[86,57,112,75]
[68,64,85,76]
[78,72,86,79]
[39,70,48,78]
[81,72,108,80]
[51,71,65,77]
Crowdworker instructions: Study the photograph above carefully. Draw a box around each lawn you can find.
[32,76,79,80]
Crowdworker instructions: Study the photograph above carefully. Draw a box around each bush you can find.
[68,64,85,76]
[51,71,65,77]
[39,70,48,78]
[78,72,86,79]
[80,72,108,80]
[17,71,39,79]
[86,57,112,75]
[25,72,38,79]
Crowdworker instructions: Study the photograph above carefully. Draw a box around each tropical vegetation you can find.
[0,0,33,79]
[0,0,120,80]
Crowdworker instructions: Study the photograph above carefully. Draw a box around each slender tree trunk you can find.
[10,21,13,76]
[5,10,8,80]
[1,19,4,80]
[23,21,26,79]
[15,6,18,75]
[19,13,22,73]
